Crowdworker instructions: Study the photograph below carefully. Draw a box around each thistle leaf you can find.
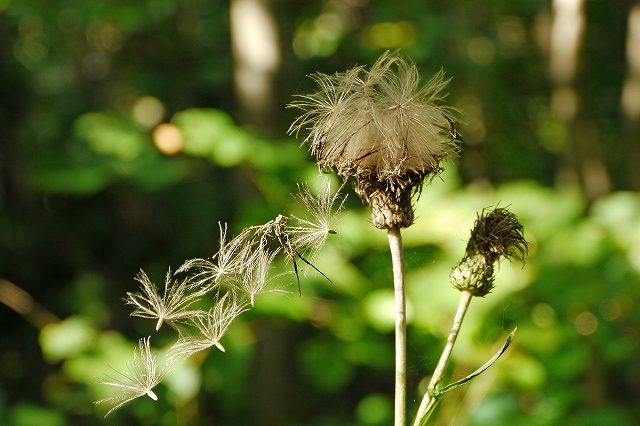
[434,328,516,397]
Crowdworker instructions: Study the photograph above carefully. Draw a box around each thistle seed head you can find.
[289,51,459,229]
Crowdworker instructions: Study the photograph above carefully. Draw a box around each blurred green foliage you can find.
[1,0,639,425]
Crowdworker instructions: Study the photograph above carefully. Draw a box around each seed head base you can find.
[337,165,435,229]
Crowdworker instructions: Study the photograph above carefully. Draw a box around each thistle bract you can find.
[465,207,528,264]
[289,51,459,229]
[450,254,495,297]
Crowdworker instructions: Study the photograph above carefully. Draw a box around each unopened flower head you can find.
[450,254,496,297]
[451,208,528,297]
[289,51,459,229]
[95,337,169,416]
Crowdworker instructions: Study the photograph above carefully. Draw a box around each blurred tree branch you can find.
[0,279,59,329]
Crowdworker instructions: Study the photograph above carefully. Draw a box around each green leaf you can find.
[32,165,110,194]
[11,404,65,426]
[74,112,147,160]
[39,317,97,363]
[173,109,250,167]
[436,328,516,396]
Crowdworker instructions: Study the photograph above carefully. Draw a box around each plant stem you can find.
[413,290,473,426]
[388,228,406,426]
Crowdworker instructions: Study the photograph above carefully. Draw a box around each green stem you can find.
[388,228,406,426]
[413,290,473,426]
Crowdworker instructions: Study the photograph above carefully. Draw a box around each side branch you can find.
[413,290,472,426]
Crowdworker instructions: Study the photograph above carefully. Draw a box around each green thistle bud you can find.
[451,208,528,297]
[450,254,495,297]
[465,207,528,264]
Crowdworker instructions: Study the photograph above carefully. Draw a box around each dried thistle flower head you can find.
[465,207,528,264]
[451,208,528,297]
[289,51,459,229]
[95,337,169,416]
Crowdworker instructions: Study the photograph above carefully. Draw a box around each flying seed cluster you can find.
[96,180,344,415]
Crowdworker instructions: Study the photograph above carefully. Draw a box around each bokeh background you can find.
[2,0,640,425]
